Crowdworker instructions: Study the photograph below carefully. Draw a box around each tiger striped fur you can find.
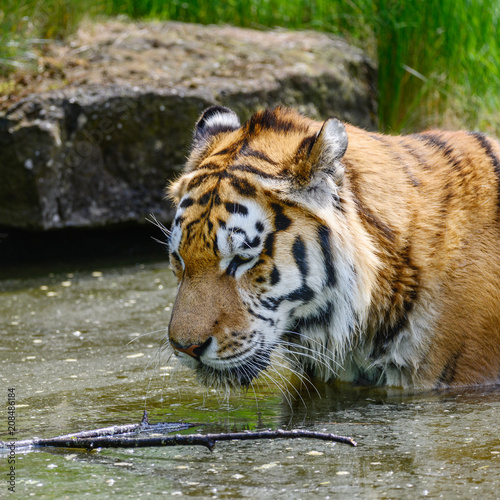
[166,105,500,390]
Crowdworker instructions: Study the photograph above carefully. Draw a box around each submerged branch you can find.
[1,411,357,452]
[20,429,357,451]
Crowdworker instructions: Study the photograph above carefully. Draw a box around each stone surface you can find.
[0,20,377,230]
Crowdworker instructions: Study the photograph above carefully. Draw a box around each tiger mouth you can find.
[192,348,273,388]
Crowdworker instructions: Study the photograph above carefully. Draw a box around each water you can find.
[1,258,499,498]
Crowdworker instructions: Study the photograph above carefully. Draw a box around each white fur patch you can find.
[204,110,240,133]
[320,118,348,162]
[217,199,270,278]
[169,226,183,263]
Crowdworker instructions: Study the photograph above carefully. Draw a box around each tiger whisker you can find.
[276,328,345,368]
[277,341,340,376]
[142,343,173,407]
[259,367,294,408]
[262,360,308,407]
[126,328,169,345]
[275,337,342,375]
[251,348,307,405]
[266,349,320,399]
[146,213,171,238]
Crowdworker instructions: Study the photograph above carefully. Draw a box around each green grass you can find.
[375,0,500,134]
[0,0,96,74]
[1,0,499,135]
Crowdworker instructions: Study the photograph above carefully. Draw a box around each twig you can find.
[4,411,193,450]
[16,429,356,451]
[0,411,357,452]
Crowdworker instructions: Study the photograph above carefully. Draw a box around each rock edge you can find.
[0,20,376,230]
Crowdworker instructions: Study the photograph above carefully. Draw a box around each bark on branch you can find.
[1,411,357,452]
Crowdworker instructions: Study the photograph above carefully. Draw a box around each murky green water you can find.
[1,258,499,499]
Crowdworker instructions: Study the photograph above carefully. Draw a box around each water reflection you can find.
[1,259,499,499]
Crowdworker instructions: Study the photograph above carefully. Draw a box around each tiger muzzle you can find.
[167,270,249,360]
[170,337,213,360]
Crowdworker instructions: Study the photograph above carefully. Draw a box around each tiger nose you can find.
[170,337,213,360]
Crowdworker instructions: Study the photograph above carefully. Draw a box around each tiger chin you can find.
[165,105,500,391]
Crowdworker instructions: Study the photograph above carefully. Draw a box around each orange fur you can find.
[167,106,500,389]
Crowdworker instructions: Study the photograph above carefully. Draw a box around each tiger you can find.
[165,105,500,390]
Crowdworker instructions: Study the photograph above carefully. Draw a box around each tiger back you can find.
[166,105,500,389]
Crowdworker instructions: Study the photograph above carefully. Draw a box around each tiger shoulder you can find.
[166,105,500,389]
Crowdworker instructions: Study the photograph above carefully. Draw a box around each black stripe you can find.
[194,123,238,138]
[372,303,412,357]
[291,302,334,331]
[270,266,280,285]
[260,296,282,311]
[255,221,265,232]
[413,132,464,172]
[470,132,500,173]
[414,132,448,150]
[260,284,315,310]
[194,106,239,142]
[229,176,257,197]
[246,235,261,248]
[371,135,421,188]
[317,225,337,287]
[226,255,253,277]
[246,108,308,135]
[179,197,194,209]
[352,194,395,242]
[400,141,431,171]
[186,173,210,191]
[170,251,182,265]
[247,307,275,326]
[371,246,420,356]
[271,203,292,231]
[197,162,225,171]
[198,191,212,206]
[470,132,500,202]
[212,148,231,156]
[286,284,315,303]
[292,236,308,278]
[212,229,219,255]
[174,215,184,226]
[229,227,246,237]
[225,202,248,215]
[228,164,276,178]
[437,348,463,387]
[238,144,278,165]
[212,144,239,157]
[264,232,275,257]
[184,219,198,236]
[346,160,396,243]
[186,170,253,194]
[296,134,318,157]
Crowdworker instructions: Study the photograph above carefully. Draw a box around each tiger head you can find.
[166,106,366,389]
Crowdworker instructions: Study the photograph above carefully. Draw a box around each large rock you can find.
[0,21,376,230]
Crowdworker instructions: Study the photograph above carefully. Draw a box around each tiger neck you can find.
[287,187,429,387]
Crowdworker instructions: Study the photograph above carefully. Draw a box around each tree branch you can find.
[1,411,357,452]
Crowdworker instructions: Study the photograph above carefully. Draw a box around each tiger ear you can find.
[193,106,241,146]
[293,118,348,186]
[310,118,348,165]
[185,106,241,173]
